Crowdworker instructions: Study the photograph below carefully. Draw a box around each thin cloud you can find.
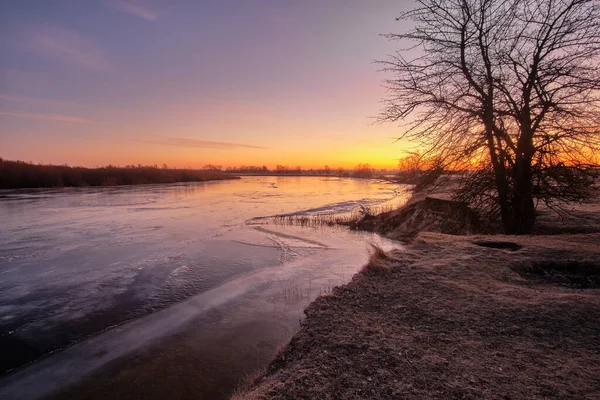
[0,111,91,123]
[0,93,79,108]
[148,137,266,150]
[29,26,110,71]
[104,0,158,21]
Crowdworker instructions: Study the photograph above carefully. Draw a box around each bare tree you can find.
[380,0,600,233]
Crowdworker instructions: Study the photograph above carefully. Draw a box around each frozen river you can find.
[0,176,407,399]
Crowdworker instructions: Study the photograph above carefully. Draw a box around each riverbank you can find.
[234,188,600,399]
[234,232,600,399]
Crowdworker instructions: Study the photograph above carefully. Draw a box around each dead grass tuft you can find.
[361,243,396,274]
[230,368,267,400]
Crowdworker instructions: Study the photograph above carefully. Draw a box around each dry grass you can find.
[268,205,397,229]
[361,243,396,274]
[230,367,268,400]
[271,212,360,228]
[233,183,600,399]
[234,232,600,399]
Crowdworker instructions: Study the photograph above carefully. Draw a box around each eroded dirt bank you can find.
[234,232,600,399]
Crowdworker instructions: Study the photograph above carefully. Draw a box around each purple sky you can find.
[0,1,416,169]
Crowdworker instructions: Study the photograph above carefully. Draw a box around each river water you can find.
[0,176,407,399]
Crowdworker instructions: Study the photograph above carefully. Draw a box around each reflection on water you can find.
[0,177,407,399]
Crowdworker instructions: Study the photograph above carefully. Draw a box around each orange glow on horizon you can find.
[2,125,411,171]
[3,151,404,171]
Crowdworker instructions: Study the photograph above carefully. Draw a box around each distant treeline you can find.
[0,159,238,189]
[219,163,382,178]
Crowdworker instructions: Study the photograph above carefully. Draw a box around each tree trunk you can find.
[510,120,536,234]
[494,170,513,233]
[483,105,515,234]
[510,171,535,234]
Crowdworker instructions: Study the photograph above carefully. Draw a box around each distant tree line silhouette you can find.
[0,159,384,189]
[0,159,237,189]
[224,163,377,178]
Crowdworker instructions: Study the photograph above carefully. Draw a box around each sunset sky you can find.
[0,1,416,169]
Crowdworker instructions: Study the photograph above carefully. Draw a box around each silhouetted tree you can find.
[380,0,600,233]
[275,165,290,174]
[202,164,223,171]
[353,163,375,178]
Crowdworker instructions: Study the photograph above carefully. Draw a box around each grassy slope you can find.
[234,186,600,399]
[234,232,600,399]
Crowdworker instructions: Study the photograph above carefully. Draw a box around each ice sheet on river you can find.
[0,177,407,399]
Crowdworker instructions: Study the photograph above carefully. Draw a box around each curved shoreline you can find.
[234,231,600,399]
[0,226,400,400]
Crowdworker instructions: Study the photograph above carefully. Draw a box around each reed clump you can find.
[270,204,396,228]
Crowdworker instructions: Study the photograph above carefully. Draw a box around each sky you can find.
[0,0,417,169]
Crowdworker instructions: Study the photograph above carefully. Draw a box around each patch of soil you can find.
[473,240,522,251]
[235,233,600,400]
[514,259,600,289]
